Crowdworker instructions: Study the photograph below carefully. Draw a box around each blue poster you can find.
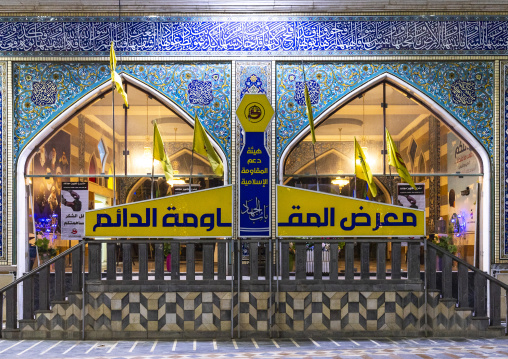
[239,132,270,237]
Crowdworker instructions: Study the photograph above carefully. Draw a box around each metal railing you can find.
[1,237,507,338]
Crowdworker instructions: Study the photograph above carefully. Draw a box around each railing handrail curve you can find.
[0,241,84,294]
[428,241,508,291]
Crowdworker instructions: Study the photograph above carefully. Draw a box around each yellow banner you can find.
[85,186,233,238]
[277,186,425,237]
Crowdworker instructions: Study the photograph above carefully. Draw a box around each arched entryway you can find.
[280,74,490,273]
[16,74,228,277]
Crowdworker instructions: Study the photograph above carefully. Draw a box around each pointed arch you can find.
[16,74,228,280]
[279,73,491,273]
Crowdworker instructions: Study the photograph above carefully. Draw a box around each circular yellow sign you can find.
[244,102,265,123]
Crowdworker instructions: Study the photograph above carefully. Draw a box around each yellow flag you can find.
[193,116,224,177]
[109,41,128,108]
[386,128,417,190]
[304,82,316,144]
[153,122,173,181]
[354,137,377,197]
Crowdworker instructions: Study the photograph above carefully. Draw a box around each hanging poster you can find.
[397,183,425,210]
[61,182,88,240]
[32,129,71,241]
[236,94,274,238]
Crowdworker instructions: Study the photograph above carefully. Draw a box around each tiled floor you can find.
[0,337,507,358]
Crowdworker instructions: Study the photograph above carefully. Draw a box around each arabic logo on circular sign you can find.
[245,102,265,123]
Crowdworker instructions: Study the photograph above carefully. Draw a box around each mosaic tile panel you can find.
[276,62,494,161]
[504,63,508,257]
[13,62,232,166]
[0,62,5,260]
[2,16,508,56]
[15,290,497,339]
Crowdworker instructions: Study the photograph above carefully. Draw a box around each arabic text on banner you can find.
[277,185,425,237]
[85,185,233,238]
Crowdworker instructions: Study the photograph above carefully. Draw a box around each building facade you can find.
[1,7,508,338]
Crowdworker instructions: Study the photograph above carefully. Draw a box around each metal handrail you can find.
[0,241,84,294]
[428,241,508,291]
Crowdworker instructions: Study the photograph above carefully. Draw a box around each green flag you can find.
[153,122,173,182]
[193,116,224,177]
[304,82,316,144]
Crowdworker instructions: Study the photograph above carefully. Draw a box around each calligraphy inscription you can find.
[2,18,508,55]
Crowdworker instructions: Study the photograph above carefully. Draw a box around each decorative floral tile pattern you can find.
[276,62,493,162]
[1,16,508,56]
[0,62,4,260]
[13,62,231,165]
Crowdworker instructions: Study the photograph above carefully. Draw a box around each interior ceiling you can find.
[1,0,507,13]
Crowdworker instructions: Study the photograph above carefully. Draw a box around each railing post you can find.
[490,282,501,326]
[155,243,164,280]
[361,243,370,280]
[391,242,401,280]
[314,241,323,280]
[88,242,102,280]
[203,243,215,280]
[139,243,148,281]
[458,263,469,308]
[217,242,226,280]
[345,242,354,280]
[377,242,386,280]
[427,246,437,290]
[330,242,339,282]
[22,276,34,319]
[171,241,180,280]
[281,242,289,279]
[295,242,306,280]
[0,292,3,337]
[407,242,420,280]
[39,265,50,311]
[474,272,487,317]
[71,246,83,291]
[250,242,258,280]
[106,243,117,280]
[442,254,453,298]
[122,243,132,280]
[186,243,195,281]
[6,286,17,330]
[54,256,65,301]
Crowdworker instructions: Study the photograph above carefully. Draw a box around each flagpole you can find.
[189,149,194,193]
[302,61,319,191]
[111,98,116,207]
[151,121,155,200]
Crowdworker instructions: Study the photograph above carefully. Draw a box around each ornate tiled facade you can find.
[276,62,494,161]
[1,17,508,56]
[0,62,5,261]
[12,290,499,339]
[13,62,232,165]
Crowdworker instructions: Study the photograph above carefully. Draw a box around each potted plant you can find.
[164,243,171,272]
[288,242,295,272]
[35,231,58,264]
[432,235,457,270]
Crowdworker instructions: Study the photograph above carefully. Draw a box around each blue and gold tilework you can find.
[0,62,4,260]
[13,62,232,166]
[2,17,508,56]
[276,62,494,162]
